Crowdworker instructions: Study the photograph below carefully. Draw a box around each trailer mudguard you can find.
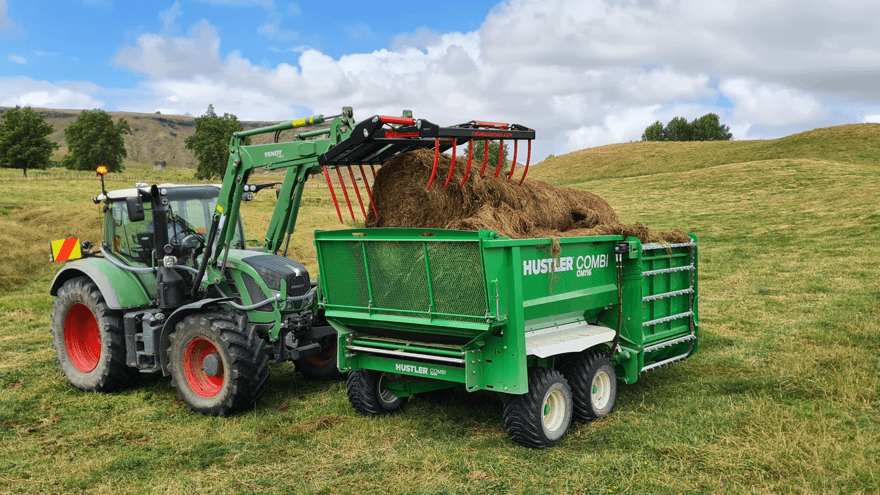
[49,258,152,310]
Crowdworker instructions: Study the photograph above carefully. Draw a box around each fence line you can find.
[0,172,328,188]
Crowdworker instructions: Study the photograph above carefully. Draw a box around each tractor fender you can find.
[157,297,234,375]
[49,258,152,310]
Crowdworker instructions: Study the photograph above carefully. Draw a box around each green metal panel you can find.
[50,258,153,310]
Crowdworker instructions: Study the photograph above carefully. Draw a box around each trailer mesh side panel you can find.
[320,239,487,322]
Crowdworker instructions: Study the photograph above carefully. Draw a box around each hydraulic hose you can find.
[213,286,316,312]
[609,243,628,357]
[100,246,200,275]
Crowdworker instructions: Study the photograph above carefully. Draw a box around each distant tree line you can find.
[0,104,245,179]
[642,113,733,142]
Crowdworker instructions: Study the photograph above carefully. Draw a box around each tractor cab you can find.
[99,184,246,297]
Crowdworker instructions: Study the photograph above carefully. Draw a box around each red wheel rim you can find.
[306,342,337,367]
[64,303,101,373]
[183,337,224,398]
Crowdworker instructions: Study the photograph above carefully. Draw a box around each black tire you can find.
[503,368,573,449]
[50,277,136,392]
[558,351,617,423]
[294,335,344,380]
[346,369,408,416]
[167,312,269,415]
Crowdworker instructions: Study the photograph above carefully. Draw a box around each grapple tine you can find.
[347,166,368,219]
[370,164,377,179]
[426,138,440,190]
[359,164,377,216]
[506,140,519,182]
[519,140,532,185]
[323,165,343,223]
[479,140,489,175]
[443,138,457,189]
[334,166,356,221]
[459,138,474,188]
[493,139,505,178]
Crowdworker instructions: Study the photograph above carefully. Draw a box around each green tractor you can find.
[49,107,534,415]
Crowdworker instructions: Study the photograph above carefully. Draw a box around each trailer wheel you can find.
[295,336,343,380]
[50,277,136,392]
[168,313,269,415]
[346,370,407,416]
[503,368,573,448]
[559,351,617,423]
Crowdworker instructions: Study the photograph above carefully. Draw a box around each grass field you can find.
[1,125,878,494]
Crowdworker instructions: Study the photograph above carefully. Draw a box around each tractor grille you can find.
[319,240,487,322]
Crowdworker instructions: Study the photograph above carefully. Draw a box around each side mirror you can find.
[126,196,145,222]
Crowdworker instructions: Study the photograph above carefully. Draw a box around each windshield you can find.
[104,193,244,267]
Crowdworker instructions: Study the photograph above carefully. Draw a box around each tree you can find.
[664,116,692,142]
[460,140,510,174]
[0,106,59,177]
[641,113,733,142]
[691,113,733,141]
[185,104,248,180]
[641,121,665,141]
[62,110,131,172]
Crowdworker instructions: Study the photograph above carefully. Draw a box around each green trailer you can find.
[316,227,699,448]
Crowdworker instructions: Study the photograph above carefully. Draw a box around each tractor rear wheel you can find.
[558,351,617,423]
[503,368,573,448]
[346,370,408,416]
[294,335,343,380]
[168,312,269,415]
[50,277,136,391]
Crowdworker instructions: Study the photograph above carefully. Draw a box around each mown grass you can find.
[1,125,879,494]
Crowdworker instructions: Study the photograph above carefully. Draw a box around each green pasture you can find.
[0,125,878,494]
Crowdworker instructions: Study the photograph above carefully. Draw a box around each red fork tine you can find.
[334,166,356,221]
[479,140,489,175]
[359,164,377,216]
[506,140,519,182]
[519,140,532,185]
[347,166,368,219]
[370,164,377,179]
[493,139,505,178]
[443,138,457,189]
[323,165,343,223]
[426,138,440,190]
[459,138,474,188]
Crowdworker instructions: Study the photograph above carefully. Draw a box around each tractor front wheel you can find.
[558,351,617,423]
[346,370,408,416]
[503,368,573,448]
[294,335,343,380]
[50,277,135,391]
[168,312,269,415]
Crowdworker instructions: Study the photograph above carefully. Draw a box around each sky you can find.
[2,0,880,160]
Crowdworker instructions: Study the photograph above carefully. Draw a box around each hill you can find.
[0,123,878,493]
[530,123,880,185]
[0,107,330,170]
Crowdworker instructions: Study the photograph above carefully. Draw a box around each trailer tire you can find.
[168,312,269,415]
[559,351,617,423]
[295,336,343,380]
[50,277,136,392]
[503,368,573,448]
[346,370,407,416]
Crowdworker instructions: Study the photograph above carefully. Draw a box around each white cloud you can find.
[75,1,880,157]
[8,54,26,64]
[865,115,880,124]
[0,0,26,39]
[257,20,298,42]
[721,78,823,127]
[112,21,223,79]
[0,77,104,109]
[160,2,184,30]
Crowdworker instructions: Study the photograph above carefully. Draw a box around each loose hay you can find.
[365,149,689,244]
